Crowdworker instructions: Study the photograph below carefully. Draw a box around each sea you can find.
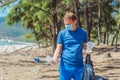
[0,40,30,45]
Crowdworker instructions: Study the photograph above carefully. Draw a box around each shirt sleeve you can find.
[57,31,63,44]
[84,31,88,43]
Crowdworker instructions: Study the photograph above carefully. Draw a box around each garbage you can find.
[45,56,52,64]
[32,68,40,73]
[86,42,95,53]
[87,42,95,49]
[82,54,95,80]
[33,57,40,63]
[82,54,108,80]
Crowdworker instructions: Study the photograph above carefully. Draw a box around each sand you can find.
[0,44,120,80]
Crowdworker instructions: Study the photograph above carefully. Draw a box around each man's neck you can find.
[72,25,77,31]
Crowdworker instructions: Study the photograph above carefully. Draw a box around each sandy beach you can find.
[0,44,120,80]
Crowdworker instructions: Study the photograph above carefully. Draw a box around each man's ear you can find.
[74,20,77,24]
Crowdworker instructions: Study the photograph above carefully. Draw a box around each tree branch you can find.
[0,0,17,7]
[33,6,52,16]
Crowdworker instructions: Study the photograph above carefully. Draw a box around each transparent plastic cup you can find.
[45,56,52,64]
[86,42,95,53]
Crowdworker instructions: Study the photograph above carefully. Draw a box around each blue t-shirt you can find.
[57,28,88,67]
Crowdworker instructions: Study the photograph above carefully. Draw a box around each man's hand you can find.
[51,57,58,64]
[51,44,62,64]
[83,49,93,55]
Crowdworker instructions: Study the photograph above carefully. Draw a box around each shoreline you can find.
[0,39,34,45]
[0,43,37,54]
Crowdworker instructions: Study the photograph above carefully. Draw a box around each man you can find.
[52,12,88,80]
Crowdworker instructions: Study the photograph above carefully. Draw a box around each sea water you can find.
[0,41,29,45]
[0,41,12,45]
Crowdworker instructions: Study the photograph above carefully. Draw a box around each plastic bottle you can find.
[45,56,52,64]
[34,57,40,63]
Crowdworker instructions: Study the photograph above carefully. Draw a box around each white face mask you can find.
[65,24,73,30]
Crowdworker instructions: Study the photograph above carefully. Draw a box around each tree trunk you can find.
[97,0,102,45]
[112,30,119,48]
[115,31,119,49]
[58,14,63,32]
[88,10,93,41]
[104,17,109,45]
[106,33,109,45]
[73,0,81,27]
[36,41,40,48]
[111,32,117,46]
[84,0,90,41]
[33,31,41,48]
[51,0,58,52]
[103,32,106,44]
[45,38,48,47]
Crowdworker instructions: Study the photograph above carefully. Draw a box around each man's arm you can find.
[52,44,63,63]
[83,43,87,50]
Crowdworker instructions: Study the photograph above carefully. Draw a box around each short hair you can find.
[64,12,76,21]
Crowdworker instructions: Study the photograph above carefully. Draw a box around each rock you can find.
[114,48,119,52]
[103,53,111,59]
[95,52,102,55]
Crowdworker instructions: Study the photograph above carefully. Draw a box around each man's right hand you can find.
[51,57,58,64]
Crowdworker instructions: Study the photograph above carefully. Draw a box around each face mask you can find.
[65,24,73,30]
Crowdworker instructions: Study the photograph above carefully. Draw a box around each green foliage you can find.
[6,0,73,44]
[6,0,120,45]
[24,32,36,42]
[6,0,52,43]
